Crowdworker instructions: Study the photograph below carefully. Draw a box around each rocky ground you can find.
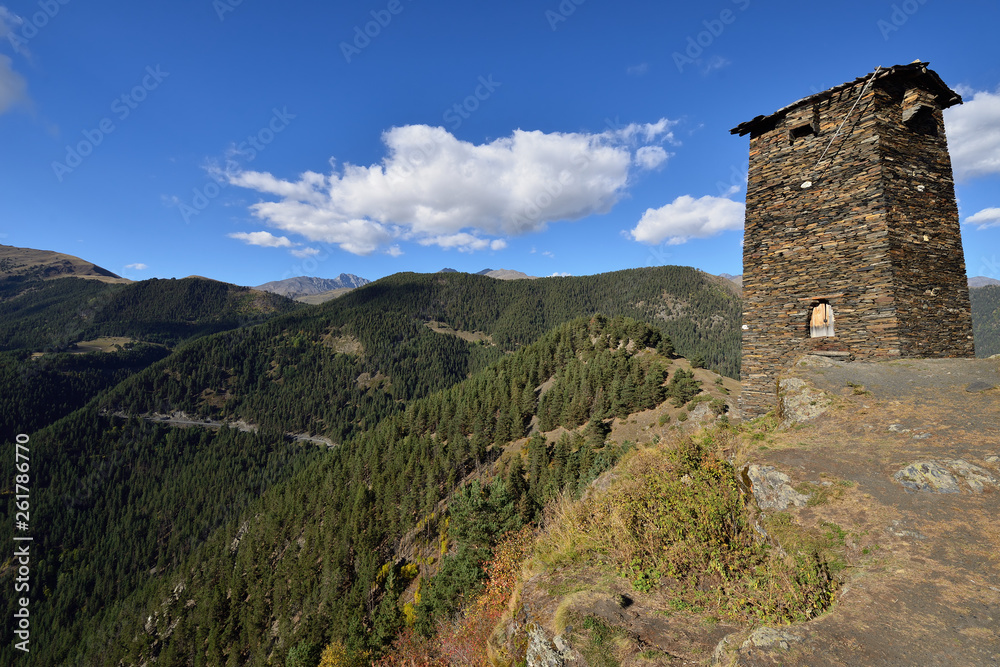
[517,356,1000,666]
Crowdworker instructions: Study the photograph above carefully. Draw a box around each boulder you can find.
[893,459,999,493]
[777,376,832,425]
[745,464,809,510]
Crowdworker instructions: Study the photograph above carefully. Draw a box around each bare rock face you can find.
[526,624,577,666]
[744,464,809,510]
[777,374,832,426]
[741,627,803,651]
[893,460,999,494]
[713,627,803,665]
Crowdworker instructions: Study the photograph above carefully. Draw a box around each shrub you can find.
[709,398,728,416]
[666,368,701,407]
[376,526,534,666]
[534,433,837,624]
[286,641,321,667]
[317,641,351,667]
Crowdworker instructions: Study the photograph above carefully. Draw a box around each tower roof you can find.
[729,61,963,137]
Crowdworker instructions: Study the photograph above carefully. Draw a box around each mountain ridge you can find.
[2,243,999,665]
[969,275,1000,288]
[439,267,538,279]
[254,273,371,299]
[0,243,130,283]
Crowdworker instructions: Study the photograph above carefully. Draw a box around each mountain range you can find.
[1,243,998,665]
[254,274,371,300]
[440,267,538,280]
[969,275,1000,288]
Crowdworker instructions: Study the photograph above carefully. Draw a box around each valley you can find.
[0,245,997,665]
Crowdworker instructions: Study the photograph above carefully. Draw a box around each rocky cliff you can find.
[510,355,999,666]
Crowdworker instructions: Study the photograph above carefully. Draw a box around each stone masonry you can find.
[731,62,975,418]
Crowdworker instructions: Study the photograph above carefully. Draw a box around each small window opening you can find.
[788,122,816,143]
[810,302,835,338]
[903,105,938,137]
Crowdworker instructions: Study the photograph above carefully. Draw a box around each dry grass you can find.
[30,337,139,358]
[532,429,837,625]
[424,320,494,344]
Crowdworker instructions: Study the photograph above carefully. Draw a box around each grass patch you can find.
[534,430,838,625]
[578,616,622,667]
[553,591,607,635]
[846,381,871,396]
[794,481,847,507]
[686,394,713,411]
[765,513,848,577]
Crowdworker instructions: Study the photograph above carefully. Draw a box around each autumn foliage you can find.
[375,526,535,666]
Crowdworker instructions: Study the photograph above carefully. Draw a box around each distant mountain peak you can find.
[254,274,370,299]
[436,267,536,280]
[969,276,1000,288]
[483,268,536,280]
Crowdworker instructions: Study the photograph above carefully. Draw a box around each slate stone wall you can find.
[878,79,975,359]
[738,69,974,419]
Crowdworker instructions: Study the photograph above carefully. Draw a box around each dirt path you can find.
[730,357,1000,665]
[144,413,338,448]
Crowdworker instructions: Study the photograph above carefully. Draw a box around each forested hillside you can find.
[7,262,994,665]
[970,285,1000,357]
[91,267,739,445]
[0,276,117,352]
[0,275,301,442]
[0,265,744,665]
[18,316,698,665]
[0,345,169,443]
[0,275,300,352]
[331,267,741,377]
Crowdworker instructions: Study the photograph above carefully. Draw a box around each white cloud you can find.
[228,230,295,248]
[386,245,403,257]
[701,55,730,75]
[550,271,571,277]
[965,207,1000,230]
[627,63,649,77]
[542,250,555,258]
[635,145,669,170]
[608,117,677,144]
[417,233,506,253]
[630,195,745,245]
[124,263,148,270]
[0,9,29,114]
[944,87,1000,180]
[290,247,320,258]
[226,121,675,255]
[0,54,28,114]
[0,7,22,43]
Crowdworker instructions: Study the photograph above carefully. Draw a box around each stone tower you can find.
[731,62,975,419]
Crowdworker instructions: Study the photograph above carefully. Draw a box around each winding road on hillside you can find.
[143,413,338,448]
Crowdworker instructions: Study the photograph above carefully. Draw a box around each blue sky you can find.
[2,0,999,286]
